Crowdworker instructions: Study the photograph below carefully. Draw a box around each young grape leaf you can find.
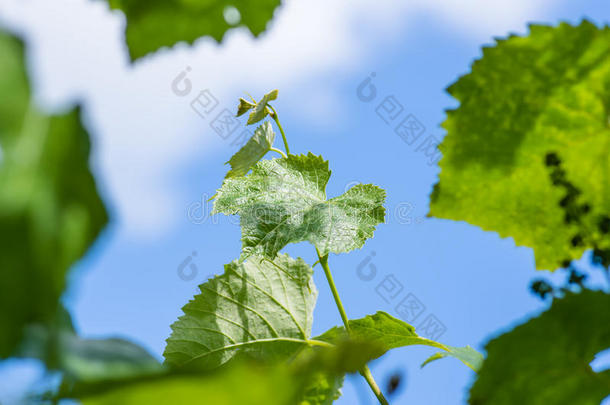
[236,98,256,117]
[224,121,275,178]
[163,254,318,369]
[0,31,107,358]
[315,312,483,371]
[107,0,282,61]
[246,89,278,125]
[469,290,610,405]
[213,153,386,260]
[429,21,610,270]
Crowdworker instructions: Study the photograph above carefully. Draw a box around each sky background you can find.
[0,0,609,404]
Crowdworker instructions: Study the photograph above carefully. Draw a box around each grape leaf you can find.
[469,290,610,405]
[78,362,298,405]
[108,0,283,60]
[224,121,275,178]
[0,31,107,357]
[315,312,483,371]
[246,89,278,125]
[163,254,319,369]
[429,21,610,270]
[213,153,386,260]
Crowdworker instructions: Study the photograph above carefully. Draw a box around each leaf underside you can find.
[429,21,610,270]
[224,121,275,179]
[163,254,317,369]
[213,153,386,260]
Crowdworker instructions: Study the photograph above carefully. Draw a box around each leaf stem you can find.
[269,147,287,159]
[269,105,290,155]
[316,248,390,405]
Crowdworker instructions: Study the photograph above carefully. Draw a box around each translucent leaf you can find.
[0,31,107,358]
[469,290,610,405]
[108,0,283,60]
[247,89,278,125]
[429,21,610,270]
[213,153,386,259]
[224,121,275,178]
[163,254,318,369]
[315,312,482,371]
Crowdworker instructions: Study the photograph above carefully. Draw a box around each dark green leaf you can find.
[470,290,610,405]
[0,31,107,358]
[164,254,318,369]
[108,0,283,60]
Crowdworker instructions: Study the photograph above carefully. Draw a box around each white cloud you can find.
[0,0,557,238]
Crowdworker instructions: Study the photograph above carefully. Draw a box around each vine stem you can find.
[316,248,390,405]
[269,105,290,155]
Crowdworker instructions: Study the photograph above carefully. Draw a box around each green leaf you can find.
[469,290,610,405]
[316,312,483,371]
[78,362,299,405]
[163,254,318,369]
[108,1,283,60]
[236,98,256,117]
[224,121,275,178]
[213,153,386,259]
[247,89,279,125]
[0,31,107,358]
[298,373,344,405]
[429,21,610,270]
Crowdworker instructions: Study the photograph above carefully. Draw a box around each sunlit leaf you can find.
[247,89,278,125]
[213,153,386,259]
[164,254,318,369]
[316,312,482,371]
[429,21,610,270]
[224,121,275,178]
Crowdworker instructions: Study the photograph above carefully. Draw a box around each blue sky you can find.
[1,0,610,404]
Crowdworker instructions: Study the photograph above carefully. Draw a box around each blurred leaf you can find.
[469,290,610,405]
[75,338,382,405]
[213,153,386,259]
[78,362,298,405]
[247,89,278,125]
[0,31,107,358]
[108,0,283,60]
[316,312,482,371]
[429,21,610,270]
[164,254,318,369]
[224,121,275,178]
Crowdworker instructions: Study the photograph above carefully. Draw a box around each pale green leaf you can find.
[163,254,318,369]
[247,89,279,125]
[108,0,283,60]
[316,312,483,371]
[213,153,386,259]
[430,21,610,270]
[0,31,107,358]
[469,290,610,405]
[225,121,275,178]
